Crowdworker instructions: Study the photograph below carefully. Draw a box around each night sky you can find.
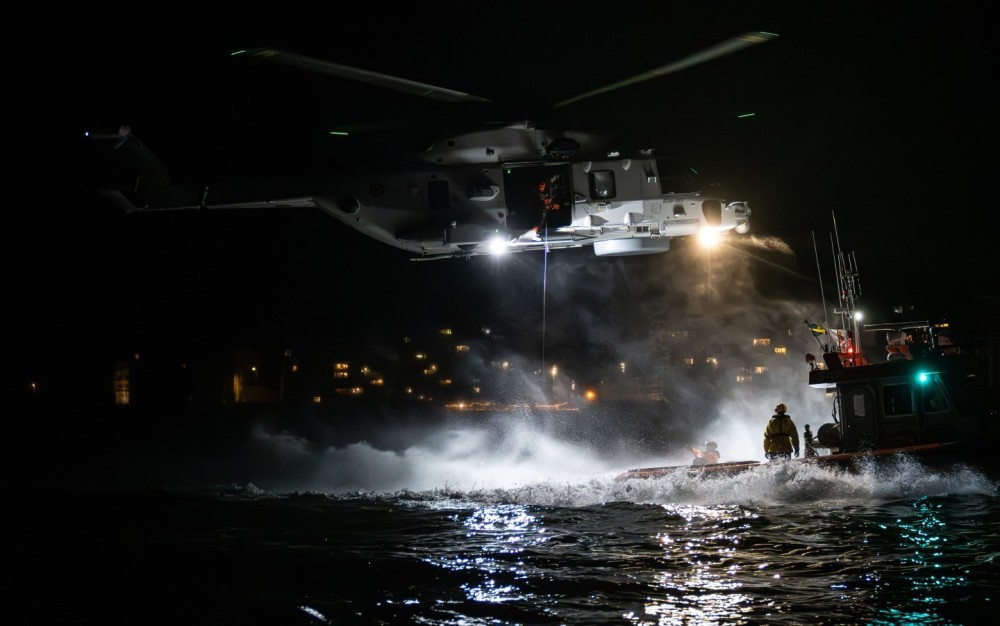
[19,3,999,396]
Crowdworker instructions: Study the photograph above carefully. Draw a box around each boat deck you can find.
[615,442,958,481]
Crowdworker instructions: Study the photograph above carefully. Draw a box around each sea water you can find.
[8,451,998,625]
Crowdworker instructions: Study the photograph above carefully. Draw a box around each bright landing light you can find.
[698,229,721,248]
[487,233,509,255]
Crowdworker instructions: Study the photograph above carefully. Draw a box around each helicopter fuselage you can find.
[91,125,751,261]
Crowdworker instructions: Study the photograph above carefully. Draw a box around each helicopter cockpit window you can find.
[655,158,696,193]
[589,171,616,200]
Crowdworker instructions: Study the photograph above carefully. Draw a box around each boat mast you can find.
[830,212,864,365]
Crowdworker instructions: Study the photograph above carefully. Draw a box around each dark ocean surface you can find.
[7,406,999,626]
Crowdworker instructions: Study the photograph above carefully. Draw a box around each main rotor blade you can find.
[235,48,493,104]
[554,31,778,108]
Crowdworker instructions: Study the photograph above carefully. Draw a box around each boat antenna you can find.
[811,230,830,333]
[830,211,864,365]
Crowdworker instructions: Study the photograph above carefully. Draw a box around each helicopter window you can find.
[655,158,696,193]
[428,180,449,210]
[702,200,722,226]
[589,171,616,200]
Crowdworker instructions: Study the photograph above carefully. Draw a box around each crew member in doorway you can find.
[764,403,800,461]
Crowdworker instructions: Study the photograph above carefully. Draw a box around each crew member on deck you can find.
[803,424,819,457]
[688,441,720,465]
[764,403,800,461]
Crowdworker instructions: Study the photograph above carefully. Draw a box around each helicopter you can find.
[86,31,776,261]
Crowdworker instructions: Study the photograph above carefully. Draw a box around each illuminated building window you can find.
[736,374,752,383]
[360,366,370,375]
[752,338,771,347]
[754,365,768,374]
[335,363,349,371]
[405,386,413,395]
[415,352,426,360]
[456,345,470,352]
[232,373,242,402]
[705,357,718,366]
[335,371,349,379]
[774,346,787,355]
[114,379,130,405]
[440,328,453,335]
[113,361,130,405]
[683,357,695,366]
[312,396,322,404]
[370,378,384,386]
[472,386,481,394]
[439,379,453,386]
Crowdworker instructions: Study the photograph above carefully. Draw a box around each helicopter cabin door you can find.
[503,163,573,233]
[839,383,878,452]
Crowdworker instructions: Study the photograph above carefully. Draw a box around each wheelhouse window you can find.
[882,383,913,416]
[850,390,867,417]
[921,379,950,413]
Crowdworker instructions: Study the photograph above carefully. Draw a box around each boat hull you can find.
[614,442,960,481]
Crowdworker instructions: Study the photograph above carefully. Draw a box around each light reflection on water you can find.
[867,495,984,625]
[391,461,998,625]
[644,505,757,625]
[458,504,538,604]
[8,460,999,625]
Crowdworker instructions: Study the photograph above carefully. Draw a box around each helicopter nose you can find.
[730,201,751,234]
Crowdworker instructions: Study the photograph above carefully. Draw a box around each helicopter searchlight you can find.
[86,32,774,262]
